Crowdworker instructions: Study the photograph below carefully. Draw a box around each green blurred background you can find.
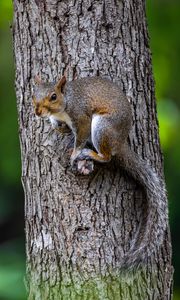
[0,0,179,299]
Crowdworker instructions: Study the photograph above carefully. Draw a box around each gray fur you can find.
[33,82,55,101]
[117,144,167,269]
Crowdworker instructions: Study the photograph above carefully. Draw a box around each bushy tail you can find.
[117,145,168,269]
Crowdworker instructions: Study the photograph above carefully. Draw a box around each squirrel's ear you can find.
[34,75,42,85]
[56,75,66,93]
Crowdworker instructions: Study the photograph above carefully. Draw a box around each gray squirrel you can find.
[33,75,167,268]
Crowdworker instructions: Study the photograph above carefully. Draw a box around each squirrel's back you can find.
[64,77,131,117]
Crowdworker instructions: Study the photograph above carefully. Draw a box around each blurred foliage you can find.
[0,1,26,299]
[147,4,180,300]
[0,239,26,300]
[0,4,20,184]
[0,0,179,299]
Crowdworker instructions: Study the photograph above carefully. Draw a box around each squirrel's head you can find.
[33,75,66,118]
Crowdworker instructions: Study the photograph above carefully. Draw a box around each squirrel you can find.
[33,75,167,269]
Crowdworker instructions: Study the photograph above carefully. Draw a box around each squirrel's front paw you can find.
[70,148,94,175]
[77,160,94,175]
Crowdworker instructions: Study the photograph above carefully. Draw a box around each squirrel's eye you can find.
[50,93,57,101]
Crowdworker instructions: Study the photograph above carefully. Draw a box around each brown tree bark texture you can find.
[13,0,173,299]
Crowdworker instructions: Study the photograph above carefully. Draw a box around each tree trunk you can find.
[13,0,173,299]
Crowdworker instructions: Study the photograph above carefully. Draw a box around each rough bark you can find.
[13,0,173,299]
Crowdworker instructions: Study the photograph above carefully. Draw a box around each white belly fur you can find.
[91,114,102,151]
[91,114,115,156]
